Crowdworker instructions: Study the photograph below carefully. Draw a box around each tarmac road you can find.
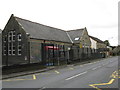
[2,56,119,90]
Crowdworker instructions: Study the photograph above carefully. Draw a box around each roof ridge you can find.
[89,35,104,43]
[67,28,85,32]
[15,16,66,32]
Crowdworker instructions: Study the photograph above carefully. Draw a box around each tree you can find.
[104,40,110,46]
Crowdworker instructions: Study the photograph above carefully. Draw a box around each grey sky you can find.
[0,0,119,46]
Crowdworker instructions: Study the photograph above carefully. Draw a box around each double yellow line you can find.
[89,79,115,90]
[89,70,119,90]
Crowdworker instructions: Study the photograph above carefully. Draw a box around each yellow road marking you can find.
[33,75,36,80]
[89,85,101,90]
[110,70,119,78]
[89,70,120,90]
[3,78,33,81]
[3,74,37,81]
[55,70,60,74]
[91,79,115,86]
[89,79,115,90]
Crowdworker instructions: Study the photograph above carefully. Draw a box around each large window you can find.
[7,30,16,56]
[3,31,23,56]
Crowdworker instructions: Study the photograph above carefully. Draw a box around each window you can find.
[3,46,6,55]
[18,43,22,55]
[18,34,22,41]
[12,35,15,41]
[12,43,15,55]
[9,50,12,55]
[8,31,12,35]
[8,35,12,42]
[12,50,15,55]
[4,36,7,42]
[7,30,17,56]
[12,31,15,41]
[8,43,12,55]
[18,51,21,55]
[13,31,15,35]
[8,31,12,42]
[3,50,6,55]
[3,36,7,55]
[8,31,16,42]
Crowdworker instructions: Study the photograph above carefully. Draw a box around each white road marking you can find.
[55,70,60,74]
[92,66,101,70]
[92,67,98,70]
[65,71,87,80]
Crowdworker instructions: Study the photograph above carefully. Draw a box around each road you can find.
[2,56,119,90]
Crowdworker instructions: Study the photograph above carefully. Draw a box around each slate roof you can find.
[89,35,105,44]
[67,29,84,43]
[15,17,71,43]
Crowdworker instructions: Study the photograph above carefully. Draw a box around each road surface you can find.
[2,56,119,90]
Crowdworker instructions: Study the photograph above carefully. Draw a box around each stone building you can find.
[2,14,92,66]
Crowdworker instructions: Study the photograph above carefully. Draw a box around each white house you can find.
[89,35,108,57]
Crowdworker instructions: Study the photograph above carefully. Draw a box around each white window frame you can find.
[8,50,12,55]
[12,43,15,55]
[12,31,15,41]
[18,43,22,55]
[3,46,6,55]
[8,35,12,42]
[8,43,12,55]
[18,34,22,41]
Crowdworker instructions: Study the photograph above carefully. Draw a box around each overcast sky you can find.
[0,0,119,46]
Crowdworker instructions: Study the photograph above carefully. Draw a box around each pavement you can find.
[2,56,119,89]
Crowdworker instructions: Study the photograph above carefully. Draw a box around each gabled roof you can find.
[89,35,105,44]
[15,16,71,43]
[67,29,85,43]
